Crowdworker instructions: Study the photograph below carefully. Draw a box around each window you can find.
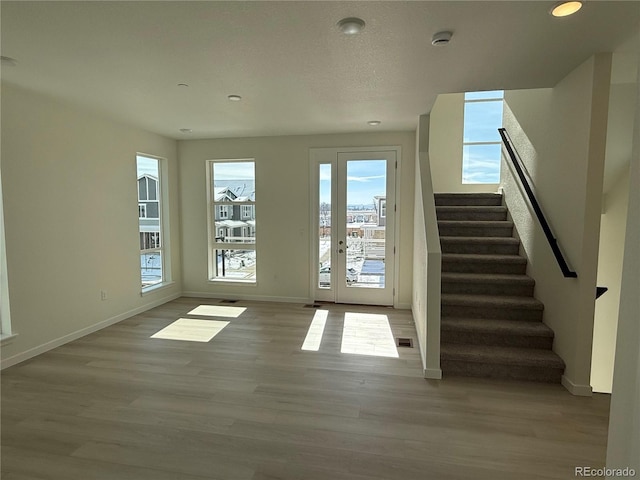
[462,90,504,184]
[380,200,386,218]
[217,205,229,219]
[207,160,256,282]
[137,155,167,290]
[0,167,12,339]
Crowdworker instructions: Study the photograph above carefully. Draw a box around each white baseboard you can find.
[424,368,443,379]
[1,292,181,370]
[562,375,593,396]
[182,291,310,305]
[395,302,411,310]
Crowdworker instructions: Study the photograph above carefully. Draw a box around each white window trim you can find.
[137,154,171,292]
[206,159,257,283]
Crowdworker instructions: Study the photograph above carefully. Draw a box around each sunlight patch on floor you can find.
[340,312,399,358]
[151,319,230,342]
[187,305,246,318]
[301,310,329,351]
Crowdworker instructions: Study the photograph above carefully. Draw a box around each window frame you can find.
[137,154,169,292]
[206,159,257,284]
[462,91,504,184]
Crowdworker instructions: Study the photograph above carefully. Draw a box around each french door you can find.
[311,147,398,305]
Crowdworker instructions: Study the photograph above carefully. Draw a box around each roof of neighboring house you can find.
[214,185,255,202]
[215,220,249,228]
[214,187,238,202]
[138,174,158,181]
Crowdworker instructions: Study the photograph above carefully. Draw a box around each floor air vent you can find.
[219,299,238,304]
[396,338,413,348]
[304,304,322,308]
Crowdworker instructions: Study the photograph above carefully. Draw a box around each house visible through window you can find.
[462,90,504,184]
[137,155,166,290]
[208,160,256,282]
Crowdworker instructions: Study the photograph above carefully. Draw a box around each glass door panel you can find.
[318,163,332,289]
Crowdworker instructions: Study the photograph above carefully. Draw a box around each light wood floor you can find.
[1,298,610,479]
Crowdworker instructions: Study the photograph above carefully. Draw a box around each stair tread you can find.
[440,344,565,368]
[441,272,534,285]
[440,236,519,244]
[438,220,513,226]
[435,193,502,199]
[441,317,554,337]
[436,206,507,212]
[435,193,503,207]
[443,253,527,263]
[441,293,544,309]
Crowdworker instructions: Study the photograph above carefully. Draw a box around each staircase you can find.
[436,193,565,383]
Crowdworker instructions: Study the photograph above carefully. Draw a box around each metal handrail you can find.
[498,128,577,278]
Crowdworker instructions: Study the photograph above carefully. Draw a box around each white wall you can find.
[429,93,499,194]
[412,114,441,378]
[0,83,181,368]
[501,54,612,395]
[606,64,640,473]
[591,169,630,394]
[177,131,415,306]
[591,55,638,393]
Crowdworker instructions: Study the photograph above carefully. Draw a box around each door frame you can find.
[309,146,402,307]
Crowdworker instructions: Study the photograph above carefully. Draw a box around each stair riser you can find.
[435,197,502,207]
[438,225,513,237]
[440,360,563,383]
[441,281,534,296]
[436,211,507,221]
[440,242,520,255]
[441,331,553,349]
[442,261,527,275]
[441,305,543,321]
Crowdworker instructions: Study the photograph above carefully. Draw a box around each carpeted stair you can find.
[436,193,565,383]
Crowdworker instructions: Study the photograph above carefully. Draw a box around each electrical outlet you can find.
[101,290,108,301]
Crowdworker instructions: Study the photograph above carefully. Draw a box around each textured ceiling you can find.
[1,1,639,139]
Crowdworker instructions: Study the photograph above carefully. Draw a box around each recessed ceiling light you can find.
[177,83,189,87]
[337,17,365,35]
[367,120,381,126]
[1,56,18,67]
[179,128,192,134]
[550,1,583,17]
[228,95,242,101]
[432,31,453,46]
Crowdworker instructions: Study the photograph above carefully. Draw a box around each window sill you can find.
[0,333,18,346]
[208,279,257,287]
[141,281,176,297]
